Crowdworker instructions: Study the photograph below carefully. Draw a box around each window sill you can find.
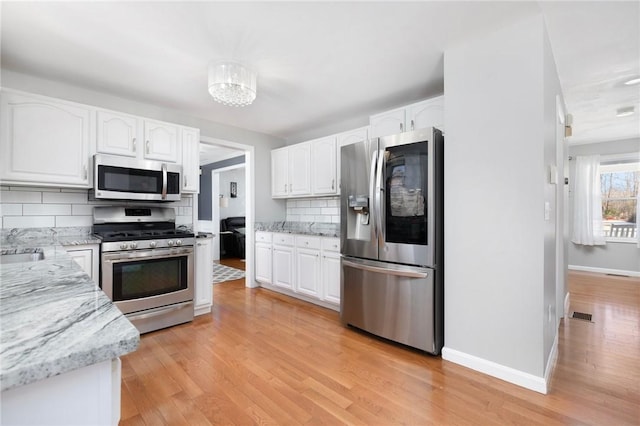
[604,238,639,244]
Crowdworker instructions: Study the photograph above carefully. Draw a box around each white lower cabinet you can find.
[272,233,295,291]
[65,244,99,286]
[255,232,340,308]
[1,358,121,426]
[295,235,321,298]
[255,232,273,284]
[321,238,341,305]
[195,235,213,316]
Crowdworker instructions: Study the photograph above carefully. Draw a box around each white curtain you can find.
[572,155,606,246]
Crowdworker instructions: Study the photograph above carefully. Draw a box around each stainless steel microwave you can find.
[91,154,182,201]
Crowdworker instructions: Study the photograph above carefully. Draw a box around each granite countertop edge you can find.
[0,236,140,392]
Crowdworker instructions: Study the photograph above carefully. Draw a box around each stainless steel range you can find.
[93,206,194,334]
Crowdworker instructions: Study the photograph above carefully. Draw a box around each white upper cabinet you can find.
[271,142,311,198]
[96,110,139,157]
[96,110,180,163]
[0,90,94,187]
[181,127,200,193]
[369,95,444,138]
[289,142,311,196]
[271,147,290,197]
[405,96,444,132]
[311,136,337,195]
[144,119,179,162]
[370,106,406,138]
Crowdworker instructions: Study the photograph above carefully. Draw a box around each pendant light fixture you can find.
[208,61,257,107]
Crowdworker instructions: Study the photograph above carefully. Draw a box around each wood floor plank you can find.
[120,271,640,425]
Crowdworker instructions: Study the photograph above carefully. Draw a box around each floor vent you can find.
[571,311,593,322]
[606,273,630,278]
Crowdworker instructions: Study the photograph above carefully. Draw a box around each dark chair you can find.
[220,216,246,259]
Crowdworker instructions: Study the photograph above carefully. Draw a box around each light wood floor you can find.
[120,271,640,425]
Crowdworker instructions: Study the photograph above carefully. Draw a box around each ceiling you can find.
[1,1,638,148]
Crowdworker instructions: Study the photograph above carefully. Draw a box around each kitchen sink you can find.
[0,251,45,264]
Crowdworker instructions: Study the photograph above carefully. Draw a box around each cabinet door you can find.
[255,243,272,284]
[296,247,320,298]
[406,96,444,132]
[181,127,200,193]
[143,119,179,162]
[96,110,139,157]
[271,147,289,197]
[288,142,311,196]
[1,91,93,187]
[65,244,99,286]
[272,245,294,290]
[311,136,337,195]
[335,126,368,195]
[369,107,406,138]
[195,237,213,315]
[322,251,341,304]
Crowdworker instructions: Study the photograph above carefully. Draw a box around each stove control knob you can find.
[167,240,175,247]
[175,240,182,246]
[149,241,157,249]
[120,243,129,250]
[130,242,138,249]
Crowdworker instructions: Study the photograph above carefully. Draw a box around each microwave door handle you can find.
[161,163,168,200]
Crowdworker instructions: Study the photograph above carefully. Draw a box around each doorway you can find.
[193,136,256,288]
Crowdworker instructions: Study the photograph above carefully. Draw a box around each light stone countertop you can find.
[0,237,139,392]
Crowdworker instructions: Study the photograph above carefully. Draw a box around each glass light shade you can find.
[208,61,257,107]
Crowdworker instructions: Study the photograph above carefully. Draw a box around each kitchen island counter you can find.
[0,240,139,392]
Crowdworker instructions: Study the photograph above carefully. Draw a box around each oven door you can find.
[101,247,194,315]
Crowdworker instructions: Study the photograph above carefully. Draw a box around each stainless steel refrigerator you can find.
[340,127,444,354]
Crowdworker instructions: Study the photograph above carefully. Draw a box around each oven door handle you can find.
[103,248,193,262]
[161,163,168,200]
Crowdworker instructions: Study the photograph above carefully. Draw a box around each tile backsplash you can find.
[286,197,340,223]
[0,186,193,229]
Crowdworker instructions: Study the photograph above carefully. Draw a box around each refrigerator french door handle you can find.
[374,148,385,246]
[342,259,429,278]
[369,148,378,240]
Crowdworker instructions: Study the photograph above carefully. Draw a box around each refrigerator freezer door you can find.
[340,256,438,354]
[340,139,379,260]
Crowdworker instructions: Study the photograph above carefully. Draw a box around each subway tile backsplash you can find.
[286,197,340,223]
[0,186,194,230]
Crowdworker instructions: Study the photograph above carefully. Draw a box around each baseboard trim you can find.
[568,265,640,278]
[441,347,547,394]
[544,332,559,390]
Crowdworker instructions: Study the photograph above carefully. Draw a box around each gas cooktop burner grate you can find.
[95,229,195,242]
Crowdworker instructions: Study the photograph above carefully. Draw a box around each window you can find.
[600,157,639,241]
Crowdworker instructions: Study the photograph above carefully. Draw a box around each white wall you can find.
[219,168,246,219]
[0,69,287,224]
[443,14,562,393]
[568,138,640,274]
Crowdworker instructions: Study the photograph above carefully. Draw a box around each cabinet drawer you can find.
[256,232,272,243]
[322,237,340,252]
[273,233,295,246]
[296,235,321,250]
